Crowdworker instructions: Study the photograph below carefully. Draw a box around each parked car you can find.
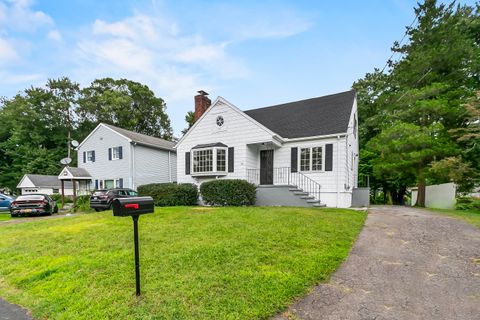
[90,188,138,211]
[0,194,14,212]
[10,194,58,217]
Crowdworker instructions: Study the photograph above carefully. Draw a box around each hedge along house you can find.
[76,123,177,191]
[176,90,359,208]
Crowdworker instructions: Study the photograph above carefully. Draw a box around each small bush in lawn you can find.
[200,179,256,206]
[73,195,91,212]
[51,194,72,203]
[455,196,480,210]
[137,183,198,206]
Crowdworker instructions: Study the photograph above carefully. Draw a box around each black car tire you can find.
[94,208,101,212]
[54,205,59,214]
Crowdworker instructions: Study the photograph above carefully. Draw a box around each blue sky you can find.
[0,0,472,135]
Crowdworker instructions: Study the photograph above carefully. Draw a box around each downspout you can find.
[131,142,136,190]
[336,135,341,207]
[168,151,172,182]
[345,133,349,190]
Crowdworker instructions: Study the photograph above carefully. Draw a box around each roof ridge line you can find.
[244,89,355,112]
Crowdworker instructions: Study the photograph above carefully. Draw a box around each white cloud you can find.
[0,70,43,85]
[0,37,18,62]
[47,29,62,42]
[0,0,52,32]
[74,13,248,103]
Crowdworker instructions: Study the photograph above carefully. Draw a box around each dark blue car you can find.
[0,194,14,212]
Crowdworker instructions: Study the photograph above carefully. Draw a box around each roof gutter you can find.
[284,132,348,143]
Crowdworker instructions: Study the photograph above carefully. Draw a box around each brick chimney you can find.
[194,90,211,121]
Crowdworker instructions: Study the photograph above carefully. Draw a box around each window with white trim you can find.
[216,149,226,171]
[86,151,94,162]
[112,147,121,160]
[300,146,324,172]
[300,148,310,171]
[312,147,323,171]
[192,148,227,174]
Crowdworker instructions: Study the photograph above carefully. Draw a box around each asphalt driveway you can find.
[275,205,480,320]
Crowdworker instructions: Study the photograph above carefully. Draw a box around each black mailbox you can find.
[112,197,154,216]
[112,196,154,296]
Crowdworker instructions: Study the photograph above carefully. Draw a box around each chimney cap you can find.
[197,90,209,96]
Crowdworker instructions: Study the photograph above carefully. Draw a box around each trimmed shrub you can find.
[455,196,480,210]
[200,179,256,206]
[137,183,198,206]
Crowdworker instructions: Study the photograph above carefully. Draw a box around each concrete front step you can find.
[293,191,309,196]
[300,195,315,200]
[313,203,327,207]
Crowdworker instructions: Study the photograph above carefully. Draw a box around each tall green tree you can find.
[0,78,81,191]
[0,77,174,192]
[354,0,480,206]
[181,111,196,135]
[77,78,173,140]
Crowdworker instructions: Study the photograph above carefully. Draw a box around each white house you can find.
[77,123,177,190]
[176,90,359,208]
[17,174,74,195]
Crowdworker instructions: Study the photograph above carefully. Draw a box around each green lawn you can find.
[0,213,11,221]
[0,206,366,320]
[428,208,480,228]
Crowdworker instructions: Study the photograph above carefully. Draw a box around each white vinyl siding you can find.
[176,99,273,184]
[133,145,176,188]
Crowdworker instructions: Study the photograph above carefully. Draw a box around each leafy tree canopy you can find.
[0,77,173,191]
[353,0,480,205]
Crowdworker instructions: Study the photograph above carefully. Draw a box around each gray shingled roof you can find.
[244,90,356,139]
[66,167,92,178]
[26,174,73,188]
[104,123,176,151]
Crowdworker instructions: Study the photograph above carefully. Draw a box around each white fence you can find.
[411,182,456,209]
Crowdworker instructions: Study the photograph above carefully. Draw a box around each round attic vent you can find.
[216,115,224,127]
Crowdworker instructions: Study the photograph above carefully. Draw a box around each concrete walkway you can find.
[274,206,480,320]
[0,298,31,320]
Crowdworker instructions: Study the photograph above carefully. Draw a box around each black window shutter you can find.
[291,147,298,172]
[92,150,95,162]
[228,147,234,172]
[119,178,123,188]
[83,151,86,163]
[119,146,123,159]
[108,148,112,161]
[325,144,333,171]
[95,179,98,189]
[185,152,191,175]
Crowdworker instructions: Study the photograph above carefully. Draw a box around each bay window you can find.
[192,147,227,174]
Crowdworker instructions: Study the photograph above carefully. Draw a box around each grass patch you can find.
[0,206,366,319]
[0,213,12,221]
[428,208,480,228]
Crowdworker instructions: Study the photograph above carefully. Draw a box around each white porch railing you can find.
[246,167,321,201]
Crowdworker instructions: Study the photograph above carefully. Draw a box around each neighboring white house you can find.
[176,90,359,208]
[77,123,177,190]
[17,174,74,195]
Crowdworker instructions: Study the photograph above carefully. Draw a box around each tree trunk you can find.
[415,174,426,207]
[398,187,407,205]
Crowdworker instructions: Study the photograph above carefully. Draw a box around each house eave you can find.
[284,132,348,142]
